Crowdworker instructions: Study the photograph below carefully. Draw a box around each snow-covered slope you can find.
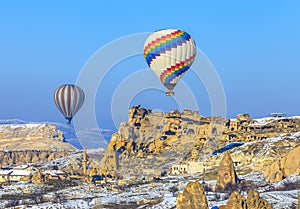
[0,119,115,149]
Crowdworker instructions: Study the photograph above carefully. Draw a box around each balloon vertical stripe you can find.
[54,84,85,123]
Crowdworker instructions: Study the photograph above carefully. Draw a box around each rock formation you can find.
[100,106,300,177]
[0,150,71,167]
[280,144,300,176]
[263,161,284,183]
[247,190,273,209]
[264,144,300,182]
[0,123,64,142]
[224,191,247,209]
[176,181,208,209]
[0,123,75,151]
[216,152,238,190]
[128,105,151,130]
[31,170,44,184]
[221,190,273,209]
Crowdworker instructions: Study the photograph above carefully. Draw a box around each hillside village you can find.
[0,107,299,208]
[100,106,300,178]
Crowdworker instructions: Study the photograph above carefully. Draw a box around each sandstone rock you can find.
[0,123,64,142]
[100,134,122,173]
[225,191,247,209]
[137,198,162,205]
[247,190,273,209]
[31,170,44,184]
[222,190,273,209]
[264,144,300,182]
[100,106,300,179]
[263,161,284,183]
[128,105,151,128]
[176,181,208,209]
[216,152,238,190]
[0,150,70,167]
[280,144,300,176]
[165,109,181,118]
[163,117,181,135]
[65,160,83,176]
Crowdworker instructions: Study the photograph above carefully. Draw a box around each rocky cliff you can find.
[0,150,71,167]
[0,123,76,166]
[0,123,75,150]
[0,123,63,141]
[100,106,300,178]
[264,144,300,182]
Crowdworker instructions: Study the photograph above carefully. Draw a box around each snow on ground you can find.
[261,190,298,209]
[0,173,299,209]
[7,200,90,209]
[0,118,299,208]
[0,123,47,131]
[0,119,115,149]
[147,193,176,209]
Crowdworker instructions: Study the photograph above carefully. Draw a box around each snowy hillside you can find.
[0,119,115,149]
[0,171,298,209]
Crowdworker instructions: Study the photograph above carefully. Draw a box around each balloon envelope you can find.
[144,29,196,96]
[54,84,85,124]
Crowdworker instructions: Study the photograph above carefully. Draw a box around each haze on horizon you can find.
[0,1,299,130]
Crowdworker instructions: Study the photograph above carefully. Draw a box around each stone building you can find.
[171,163,188,175]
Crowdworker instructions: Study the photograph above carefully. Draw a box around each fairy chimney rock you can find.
[176,181,209,209]
[216,152,238,190]
[247,190,273,209]
[222,190,273,209]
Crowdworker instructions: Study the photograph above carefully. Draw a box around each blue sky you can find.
[0,1,299,130]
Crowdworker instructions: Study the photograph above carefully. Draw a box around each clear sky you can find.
[0,1,299,130]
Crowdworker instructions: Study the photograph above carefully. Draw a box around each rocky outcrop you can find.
[280,144,300,176]
[100,106,300,177]
[176,181,208,209]
[0,123,64,141]
[128,105,151,131]
[224,191,247,209]
[0,123,75,151]
[0,150,70,167]
[221,190,272,209]
[216,152,238,190]
[65,160,84,176]
[264,144,300,182]
[31,170,44,184]
[247,190,273,209]
[263,161,284,183]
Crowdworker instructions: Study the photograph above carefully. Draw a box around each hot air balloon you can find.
[144,29,196,96]
[54,84,85,124]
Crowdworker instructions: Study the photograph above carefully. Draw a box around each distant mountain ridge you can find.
[0,119,115,149]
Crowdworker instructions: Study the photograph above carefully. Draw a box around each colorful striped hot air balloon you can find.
[54,84,85,124]
[144,29,196,96]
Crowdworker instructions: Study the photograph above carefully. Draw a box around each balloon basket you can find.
[166,91,174,96]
